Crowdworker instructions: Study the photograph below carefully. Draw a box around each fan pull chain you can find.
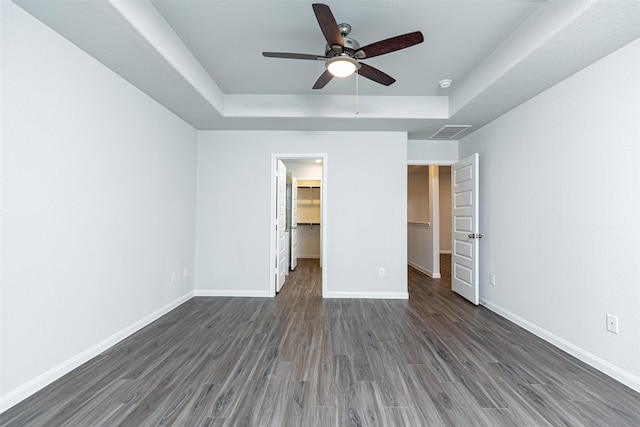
[355,67,359,115]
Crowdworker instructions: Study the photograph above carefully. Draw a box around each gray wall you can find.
[459,37,640,390]
[1,3,197,407]
[195,131,408,298]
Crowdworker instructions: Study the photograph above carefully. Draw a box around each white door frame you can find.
[270,153,328,297]
[290,175,298,271]
[276,160,287,292]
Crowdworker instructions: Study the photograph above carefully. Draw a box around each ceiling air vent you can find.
[431,125,472,140]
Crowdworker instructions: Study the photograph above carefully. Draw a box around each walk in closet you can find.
[295,180,321,259]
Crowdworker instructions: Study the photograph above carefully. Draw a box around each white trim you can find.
[440,250,452,254]
[194,290,272,298]
[481,298,640,394]
[428,166,441,280]
[408,261,441,278]
[323,291,409,300]
[407,159,457,166]
[292,176,322,181]
[269,155,277,296]
[408,221,431,227]
[297,255,320,259]
[0,291,194,413]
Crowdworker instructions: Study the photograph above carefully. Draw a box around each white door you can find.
[276,160,287,292]
[452,153,480,305]
[290,176,298,270]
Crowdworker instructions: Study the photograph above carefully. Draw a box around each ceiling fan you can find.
[262,3,424,89]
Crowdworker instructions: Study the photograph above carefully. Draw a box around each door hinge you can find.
[468,233,483,239]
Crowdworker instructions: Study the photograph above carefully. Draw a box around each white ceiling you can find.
[150,1,540,96]
[13,0,640,140]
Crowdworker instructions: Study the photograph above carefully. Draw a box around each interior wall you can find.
[1,2,197,407]
[407,168,429,222]
[296,182,321,259]
[407,168,434,276]
[297,224,321,259]
[195,131,408,298]
[439,166,452,253]
[459,37,640,391]
[283,162,322,180]
[408,140,459,164]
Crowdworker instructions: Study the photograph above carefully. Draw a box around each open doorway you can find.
[407,155,481,304]
[270,154,327,297]
[407,165,452,285]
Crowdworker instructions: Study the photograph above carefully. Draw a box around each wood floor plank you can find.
[328,308,349,356]
[199,417,228,427]
[301,405,336,427]
[383,406,422,427]
[283,380,308,427]
[212,346,277,426]
[305,330,336,407]
[172,383,223,427]
[440,381,499,426]
[277,311,306,362]
[367,337,411,408]
[341,321,374,382]
[208,347,265,418]
[350,381,384,427]
[254,361,294,427]
[482,408,521,427]
[2,258,639,427]
[404,363,458,426]
[437,335,510,409]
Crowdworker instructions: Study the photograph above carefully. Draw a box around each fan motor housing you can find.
[325,36,361,58]
[325,23,362,58]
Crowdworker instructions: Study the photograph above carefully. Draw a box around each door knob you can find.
[468,233,483,239]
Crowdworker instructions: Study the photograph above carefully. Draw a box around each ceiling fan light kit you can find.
[262,3,424,89]
[326,56,359,77]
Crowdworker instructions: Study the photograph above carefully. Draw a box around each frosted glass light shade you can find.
[327,57,357,77]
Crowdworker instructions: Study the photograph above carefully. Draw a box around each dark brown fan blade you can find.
[313,70,334,89]
[263,52,326,61]
[359,31,424,59]
[312,3,343,49]
[358,63,395,86]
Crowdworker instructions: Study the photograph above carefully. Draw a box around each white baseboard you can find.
[194,289,272,297]
[407,261,441,279]
[440,250,452,254]
[297,255,320,259]
[323,291,409,300]
[481,298,640,394]
[0,291,194,413]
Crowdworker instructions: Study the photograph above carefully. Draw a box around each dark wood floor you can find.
[2,257,639,426]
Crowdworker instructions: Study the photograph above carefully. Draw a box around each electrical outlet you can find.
[490,274,496,286]
[379,267,385,278]
[183,267,189,279]
[606,314,619,334]
[171,273,176,285]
